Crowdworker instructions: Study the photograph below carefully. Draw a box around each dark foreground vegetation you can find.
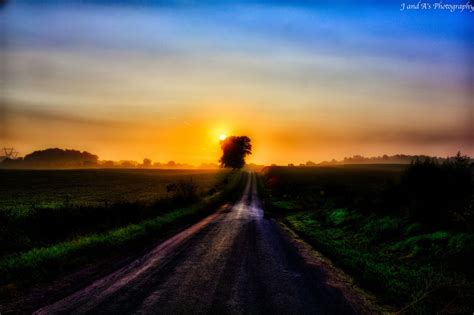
[261,154,473,313]
[0,169,243,300]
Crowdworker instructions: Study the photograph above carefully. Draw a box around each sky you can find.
[0,0,472,165]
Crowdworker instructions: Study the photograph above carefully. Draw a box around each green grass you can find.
[0,170,244,293]
[2,206,190,284]
[285,210,473,313]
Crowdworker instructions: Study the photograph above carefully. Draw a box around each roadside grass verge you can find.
[283,210,474,314]
[0,171,245,296]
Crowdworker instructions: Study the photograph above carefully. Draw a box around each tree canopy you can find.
[23,148,98,167]
[219,136,252,169]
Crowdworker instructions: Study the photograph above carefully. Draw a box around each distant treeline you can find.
[316,154,473,166]
[1,148,98,168]
[0,148,218,169]
[100,159,197,169]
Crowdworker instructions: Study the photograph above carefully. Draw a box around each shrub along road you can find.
[35,172,372,314]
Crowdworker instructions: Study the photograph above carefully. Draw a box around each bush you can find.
[402,152,472,228]
[361,216,403,242]
[166,179,199,202]
[390,231,450,258]
[326,208,349,226]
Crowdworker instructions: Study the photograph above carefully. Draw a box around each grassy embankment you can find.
[0,169,244,296]
[260,164,473,314]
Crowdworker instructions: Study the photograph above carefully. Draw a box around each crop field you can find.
[0,169,228,214]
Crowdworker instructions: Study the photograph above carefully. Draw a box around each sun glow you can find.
[219,134,227,141]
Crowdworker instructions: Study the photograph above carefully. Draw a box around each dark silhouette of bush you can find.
[402,152,472,228]
[219,136,252,169]
[166,179,199,201]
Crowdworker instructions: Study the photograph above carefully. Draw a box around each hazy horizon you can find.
[1,1,472,165]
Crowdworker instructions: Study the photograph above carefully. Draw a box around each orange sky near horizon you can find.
[1,2,472,165]
[3,100,471,165]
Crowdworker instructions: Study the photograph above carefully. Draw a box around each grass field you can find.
[260,165,474,313]
[0,169,228,214]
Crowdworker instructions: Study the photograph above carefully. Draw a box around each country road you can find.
[35,172,360,314]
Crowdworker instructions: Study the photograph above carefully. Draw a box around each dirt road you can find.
[35,172,359,314]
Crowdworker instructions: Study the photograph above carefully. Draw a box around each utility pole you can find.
[3,147,18,159]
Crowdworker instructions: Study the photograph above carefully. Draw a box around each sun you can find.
[219,134,227,141]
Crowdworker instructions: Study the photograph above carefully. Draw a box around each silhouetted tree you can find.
[219,136,252,169]
[142,158,152,167]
